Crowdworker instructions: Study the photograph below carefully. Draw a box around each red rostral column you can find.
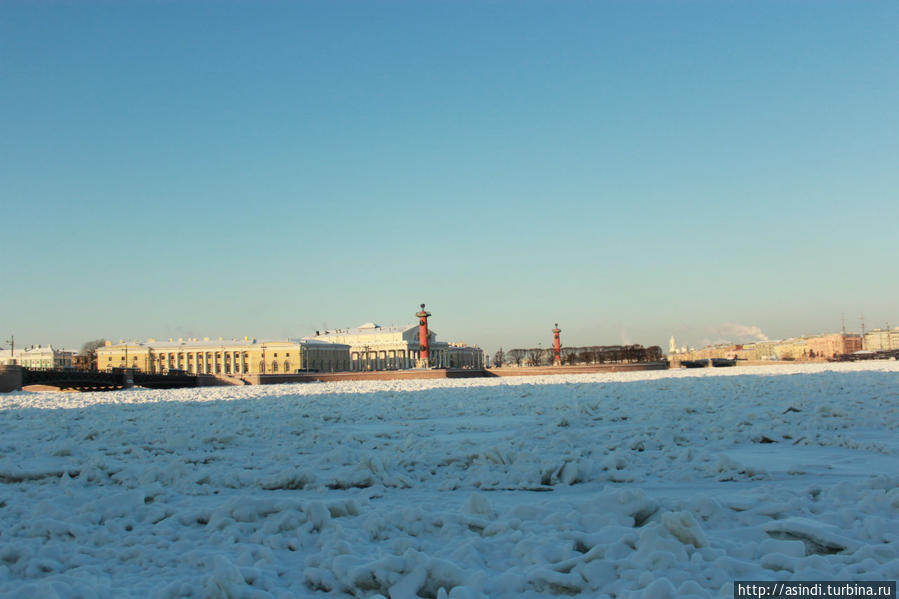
[552,323,562,366]
[416,303,432,364]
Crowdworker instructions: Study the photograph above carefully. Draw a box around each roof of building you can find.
[0,345,68,353]
[287,338,349,347]
[311,323,420,337]
[99,338,348,350]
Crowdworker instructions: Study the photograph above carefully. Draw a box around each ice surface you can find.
[0,361,897,597]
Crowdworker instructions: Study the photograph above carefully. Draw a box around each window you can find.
[271,361,279,372]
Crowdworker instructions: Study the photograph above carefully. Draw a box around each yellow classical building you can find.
[97,337,350,375]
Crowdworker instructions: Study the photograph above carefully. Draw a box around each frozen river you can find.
[1,362,897,598]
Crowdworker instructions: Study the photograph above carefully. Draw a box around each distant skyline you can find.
[2,1,897,355]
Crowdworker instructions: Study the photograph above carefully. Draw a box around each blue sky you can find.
[1,1,897,354]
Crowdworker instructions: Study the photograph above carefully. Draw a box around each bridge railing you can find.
[18,367,202,391]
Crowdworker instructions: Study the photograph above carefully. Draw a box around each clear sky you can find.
[2,1,897,355]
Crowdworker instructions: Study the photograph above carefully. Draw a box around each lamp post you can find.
[4,335,13,365]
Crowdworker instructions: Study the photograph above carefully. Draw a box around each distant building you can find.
[775,333,862,360]
[0,345,74,369]
[72,353,92,371]
[806,333,862,358]
[308,322,484,370]
[863,328,899,351]
[96,337,350,375]
[752,341,779,360]
[680,332,862,362]
[686,344,740,360]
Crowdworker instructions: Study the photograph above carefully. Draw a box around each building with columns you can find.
[0,345,74,369]
[96,337,350,375]
[307,322,485,370]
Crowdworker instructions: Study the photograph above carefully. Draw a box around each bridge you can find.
[0,366,204,392]
[1,361,674,393]
[830,349,899,362]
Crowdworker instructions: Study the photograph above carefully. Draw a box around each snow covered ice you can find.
[1,361,897,598]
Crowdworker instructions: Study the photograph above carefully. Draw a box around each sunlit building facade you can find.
[97,338,350,375]
[307,323,485,370]
[863,328,899,351]
[0,345,74,369]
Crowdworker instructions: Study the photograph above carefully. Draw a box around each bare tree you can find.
[507,348,526,367]
[79,339,106,371]
[505,343,662,366]
[578,348,594,364]
[493,348,504,368]
[607,346,624,363]
[623,345,645,363]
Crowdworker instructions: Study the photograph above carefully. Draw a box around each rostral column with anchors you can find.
[416,303,432,368]
[552,323,562,366]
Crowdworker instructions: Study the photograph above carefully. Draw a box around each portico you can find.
[309,321,484,371]
[97,338,350,375]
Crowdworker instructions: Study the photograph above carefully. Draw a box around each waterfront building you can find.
[752,341,779,360]
[0,345,74,369]
[679,332,861,362]
[686,344,741,360]
[307,322,485,370]
[806,333,862,358]
[96,337,350,375]
[772,338,805,360]
[863,328,899,351]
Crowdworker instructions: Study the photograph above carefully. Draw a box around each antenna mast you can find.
[860,315,866,349]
